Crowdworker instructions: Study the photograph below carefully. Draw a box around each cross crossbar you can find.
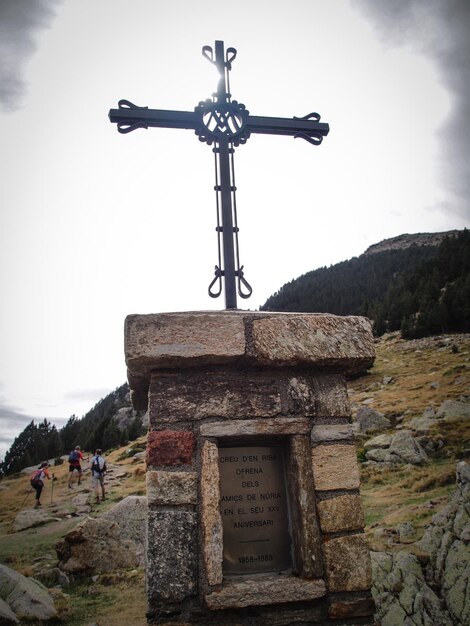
[109,41,329,309]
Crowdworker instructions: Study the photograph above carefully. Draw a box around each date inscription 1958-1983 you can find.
[218,444,292,575]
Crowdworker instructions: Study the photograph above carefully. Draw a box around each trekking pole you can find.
[20,488,33,509]
[50,475,54,505]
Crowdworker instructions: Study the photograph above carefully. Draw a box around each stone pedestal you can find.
[124,311,376,625]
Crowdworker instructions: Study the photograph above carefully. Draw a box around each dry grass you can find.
[349,332,470,553]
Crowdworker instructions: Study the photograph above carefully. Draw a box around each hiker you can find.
[30,462,53,507]
[90,448,107,503]
[68,445,85,488]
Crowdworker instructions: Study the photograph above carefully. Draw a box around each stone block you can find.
[328,596,375,619]
[200,418,310,438]
[147,510,197,603]
[149,370,282,423]
[286,375,350,417]
[200,441,223,586]
[146,470,197,506]
[311,444,360,491]
[287,435,323,578]
[322,534,372,592]
[311,423,354,443]
[316,494,365,533]
[204,576,326,609]
[147,430,195,467]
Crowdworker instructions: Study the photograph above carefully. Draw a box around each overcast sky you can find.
[1,0,468,459]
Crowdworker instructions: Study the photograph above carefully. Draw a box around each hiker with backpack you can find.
[68,445,85,488]
[90,448,107,503]
[30,462,54,508]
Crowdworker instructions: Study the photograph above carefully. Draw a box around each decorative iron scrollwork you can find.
[195,99,250,146]
[116,100,149,134]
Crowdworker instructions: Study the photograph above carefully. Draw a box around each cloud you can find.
[0,0,63,111]
[353,0,470,221]
[0,398,36,461]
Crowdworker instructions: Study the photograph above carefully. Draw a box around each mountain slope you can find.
[261,229,470,338]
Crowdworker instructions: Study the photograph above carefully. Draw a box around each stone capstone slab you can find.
[147,510,197,603]
[250,314,374,371]
[311,444,360,491]
[316,494,365,533]
[147,470,197,506]
[147,430,195,467]
[125,312,375,410]
[322,534,372,592]
[204,576,326,609]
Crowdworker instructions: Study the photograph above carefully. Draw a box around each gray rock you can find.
[56,517,140,575]
[0,563,57,622]
[422,406,437,418]
[437,399,470,421]
[355,407,391,433]
[364,433,392,451]
[102,496,147,566]
[12,508,56,532]
[409,416,438,434]
[0,597,18,624]
[365,448,390,463]
[371,551,452,626]
[34,567,70,588]
[396,521,416,542]
[388,430,428,465]
[415,462,470,625]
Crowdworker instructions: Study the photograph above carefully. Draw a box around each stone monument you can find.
[125,310,376,624]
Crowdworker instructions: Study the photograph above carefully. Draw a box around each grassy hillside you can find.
[0,333,469,623]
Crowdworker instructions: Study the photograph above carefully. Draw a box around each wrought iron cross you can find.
[109,41,329,309]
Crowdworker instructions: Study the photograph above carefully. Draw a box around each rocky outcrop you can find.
[364,231,458,256]
[372,462,470,625]
[415,461,470,625]
[372,551,452,625]
[0,563,57,622]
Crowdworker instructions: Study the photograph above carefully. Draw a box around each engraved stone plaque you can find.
[218,444,292,574]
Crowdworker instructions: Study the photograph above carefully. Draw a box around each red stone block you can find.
[147,430,195,467]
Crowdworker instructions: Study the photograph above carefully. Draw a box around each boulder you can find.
[355,407,391,433]
[102,496,147,566]
[0,563,57,622]
[0,598,18,625]
[437,399,470,421]
[56,517,140,575]
[364,433,392,451]
[409,415,439,434]
[388,430,428,465]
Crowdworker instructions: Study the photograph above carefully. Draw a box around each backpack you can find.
[30,469,43,487]
[68,450,79,463]
[92,456,106,475]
